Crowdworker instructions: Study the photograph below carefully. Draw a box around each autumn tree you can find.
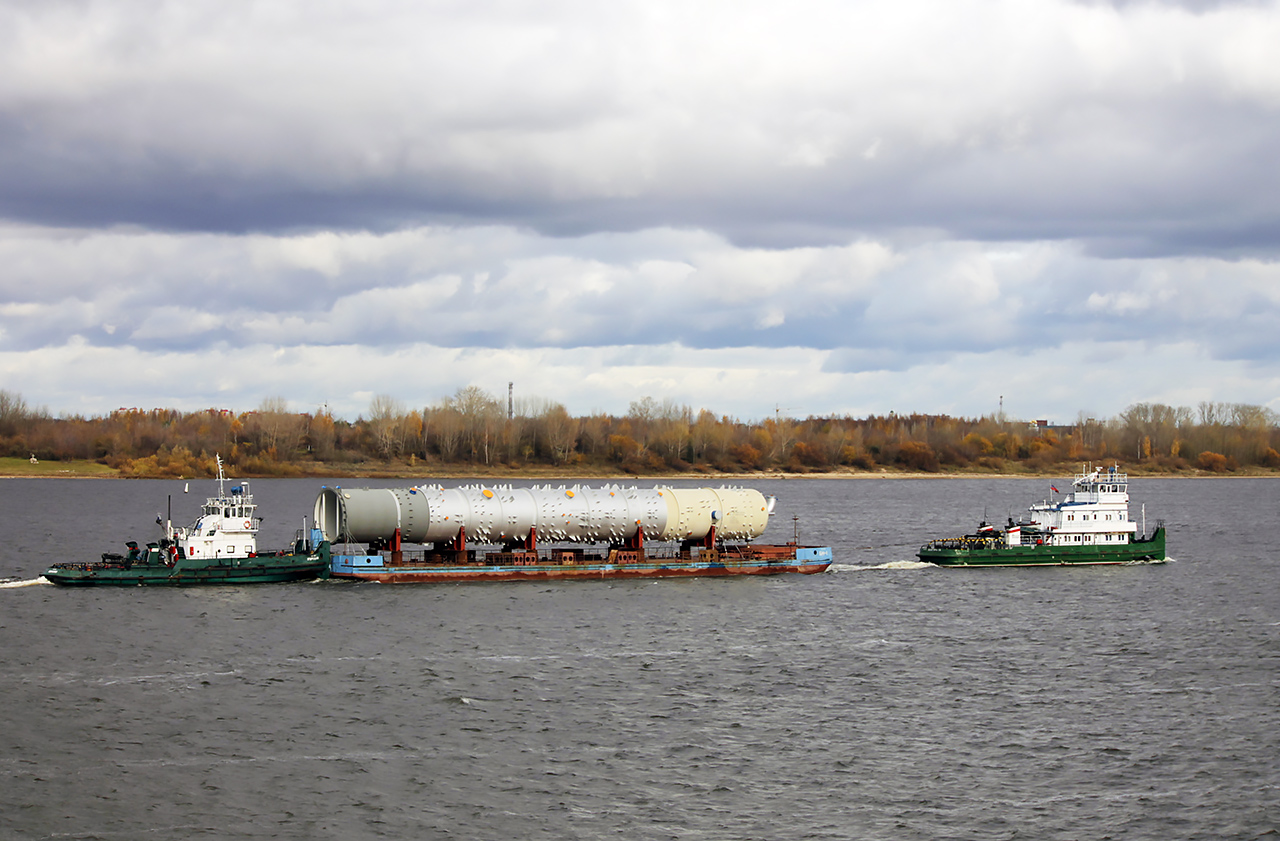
[307,409,337,459]
[538,403,579,464]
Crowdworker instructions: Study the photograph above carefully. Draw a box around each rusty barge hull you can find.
[332,545,833,583]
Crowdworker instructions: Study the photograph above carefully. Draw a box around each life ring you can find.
[244,520,252,529]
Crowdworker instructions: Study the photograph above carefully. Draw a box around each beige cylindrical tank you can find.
[653,487,771,541]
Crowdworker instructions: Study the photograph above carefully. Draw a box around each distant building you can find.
[1028,419,1067,436]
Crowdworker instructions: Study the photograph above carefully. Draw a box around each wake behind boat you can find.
[43,457,330,586]
[918,464,1166,567]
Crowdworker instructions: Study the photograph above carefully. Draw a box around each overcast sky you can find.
[2,0,1278,423]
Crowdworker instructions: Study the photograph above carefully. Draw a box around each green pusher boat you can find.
[918,464,1166,567]
[43,458,330,586]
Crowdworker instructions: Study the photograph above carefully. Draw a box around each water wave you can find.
[0,576,50,588]
[827,560,934,572]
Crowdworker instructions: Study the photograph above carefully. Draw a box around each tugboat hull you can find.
[920,527,1165,567]
[44,547,331,586]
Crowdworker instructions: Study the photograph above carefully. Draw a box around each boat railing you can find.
[1137,520,1166,542]
[921,535,1000,551]
[359,543,700,567]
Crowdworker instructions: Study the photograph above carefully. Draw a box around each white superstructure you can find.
[1012,464,1138,547]
[167,456,260,559]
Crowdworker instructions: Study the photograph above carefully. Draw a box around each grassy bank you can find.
[0,458,120,478]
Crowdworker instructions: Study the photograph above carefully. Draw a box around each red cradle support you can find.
[680,524,718,556]
[448,525,467,558]
[623,523,645,552]
[390,527,403,565]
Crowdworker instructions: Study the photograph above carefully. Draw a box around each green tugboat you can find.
[918,465,1166,567]
[43,457,330,586]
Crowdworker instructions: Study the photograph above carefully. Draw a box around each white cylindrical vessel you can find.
[313,484,771,545]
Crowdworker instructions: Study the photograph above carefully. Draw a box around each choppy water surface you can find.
[1,476,1277,840]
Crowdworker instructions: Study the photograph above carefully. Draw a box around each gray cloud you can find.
[2,0,1278,258]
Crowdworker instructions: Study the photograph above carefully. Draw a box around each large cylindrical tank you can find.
[313,484,771,545]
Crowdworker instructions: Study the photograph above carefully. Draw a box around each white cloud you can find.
[4,334,1278,424]
[0,220,1277,419]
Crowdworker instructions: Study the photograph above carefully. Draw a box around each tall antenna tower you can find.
[508,382,514,420]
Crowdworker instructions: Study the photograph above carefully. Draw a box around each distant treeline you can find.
[2,388,1278,477]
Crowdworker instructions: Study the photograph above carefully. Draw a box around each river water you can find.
[1,475,1276,840]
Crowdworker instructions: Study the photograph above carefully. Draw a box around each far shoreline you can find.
[2,458,1277,481]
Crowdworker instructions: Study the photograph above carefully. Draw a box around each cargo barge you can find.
[315,483,833,582]
[917,464,1166,567]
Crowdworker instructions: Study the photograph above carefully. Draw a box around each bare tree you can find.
[0,389,31,436]
[454,386,503,464]
[250,396,305,458]
[425,400,464,460]
[368,394,407,457]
